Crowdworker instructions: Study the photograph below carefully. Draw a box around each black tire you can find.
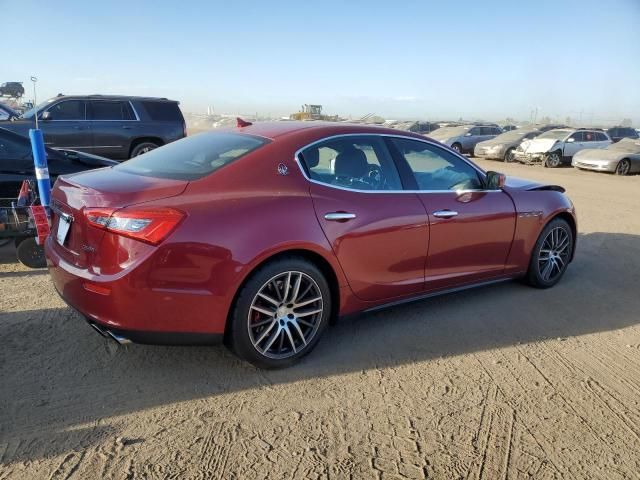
[504,148,515,163]
[16,237,47,269]
[229,256,331,369]
[525,218,573,289]
[130,142,159,158]
[544,151,562,168]
[451,143,463,154]
[615,159,631,176]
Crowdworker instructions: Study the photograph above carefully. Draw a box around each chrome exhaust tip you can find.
[88,322,131,345]
[107,330,132,345]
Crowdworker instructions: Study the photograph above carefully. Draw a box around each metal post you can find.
[30,76,38,129]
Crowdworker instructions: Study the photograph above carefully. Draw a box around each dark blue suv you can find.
[3,95,186,160]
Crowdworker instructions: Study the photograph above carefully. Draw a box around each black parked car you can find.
[2,95,186,160]
[606,126,639,143]
[0,82,25,98]
[0,103,19,121]
[0,127,117,199]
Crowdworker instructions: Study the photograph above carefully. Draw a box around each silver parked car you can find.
[514,128,612,167]
[572,138,640,175]
[474,128,542,162]
[429,124,503,154]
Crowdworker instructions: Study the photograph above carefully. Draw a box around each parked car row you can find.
[1,94,186,160]
[439,123,640,175]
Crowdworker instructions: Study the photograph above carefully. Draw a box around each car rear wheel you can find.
[16,237,46,269]
[504,148,515,162]
[615,159,631,176]
[229,257,331,368]
[451,143,462,154]
[525,218,573,288]
[544,151,562,168]
[130,142,159,158]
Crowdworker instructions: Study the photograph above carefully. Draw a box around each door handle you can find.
[324,212,356,221]
[433,210,458,218]
[122,126,132,130]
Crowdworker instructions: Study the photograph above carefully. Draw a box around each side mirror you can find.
[464,132,472,137]
[567,137,575,143]
[41,111,52,121]
[486,171,506,190]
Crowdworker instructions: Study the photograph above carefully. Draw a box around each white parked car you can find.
[513,129,612,168]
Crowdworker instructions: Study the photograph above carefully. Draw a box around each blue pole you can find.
[29,129,51,207]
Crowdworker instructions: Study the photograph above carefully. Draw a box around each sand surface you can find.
[1,159,639,479]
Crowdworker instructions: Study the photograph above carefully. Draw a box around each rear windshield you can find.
[140,101,184,121]
[115,132,269,180]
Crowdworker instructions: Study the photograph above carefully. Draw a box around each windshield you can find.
[429,126,469,138]
[494,129,537,142]
[537,130,572,140]
[19,99,57,119]
[607,138,640,153]
[115,132,269,180]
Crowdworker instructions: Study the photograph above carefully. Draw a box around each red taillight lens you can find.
[85,207,185,245]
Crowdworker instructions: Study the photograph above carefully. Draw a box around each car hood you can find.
[520,138,559,154]
[573,148,624,161]
[504,176,566,193]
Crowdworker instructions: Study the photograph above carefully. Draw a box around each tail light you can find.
[85,207,185,245]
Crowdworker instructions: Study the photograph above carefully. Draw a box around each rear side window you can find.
[299,135,402,191]
[89,101,135,120]
[141,101,183,121]
[594,132,608,141]
[115,132,268,180]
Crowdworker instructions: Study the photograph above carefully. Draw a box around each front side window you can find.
[89,101,135,120]
[299,136,402,191]
[45,100,85,120]
[391,138,483,191]
[0,109,9,121]
[583,131,595,142]
[468,127,481,136]
[569,132,584,142]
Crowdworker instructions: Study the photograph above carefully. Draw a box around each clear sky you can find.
[3,0,640,124]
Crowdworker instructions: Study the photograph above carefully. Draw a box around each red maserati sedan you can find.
[46,121,577,368]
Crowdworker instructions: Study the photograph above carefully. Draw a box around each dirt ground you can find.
[1,159,639,479]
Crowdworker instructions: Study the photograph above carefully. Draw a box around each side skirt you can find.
[362,276,519,314]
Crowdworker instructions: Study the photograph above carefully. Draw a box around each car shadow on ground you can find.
[1,231,638,462]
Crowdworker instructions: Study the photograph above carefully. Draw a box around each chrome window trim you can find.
[293,133,502,194]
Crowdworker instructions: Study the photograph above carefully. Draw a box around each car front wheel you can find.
[504,148,515,162]
[544,151,562,168]
[525,218,573,288]
[615,159,631,176]
[229,257,331,368]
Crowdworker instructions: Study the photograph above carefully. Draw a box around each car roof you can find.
[229,121,429,141]
[49,94,179,103]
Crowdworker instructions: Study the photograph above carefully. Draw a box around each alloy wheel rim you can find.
[617,161,629,175]
[546,153,560,167]
[248,271,324,359]
[538,227,570,282]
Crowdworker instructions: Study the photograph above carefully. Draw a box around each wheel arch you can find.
[549,211,577,262]
[223,248,342,343]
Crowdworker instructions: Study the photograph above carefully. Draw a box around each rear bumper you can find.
[45,235,230,341]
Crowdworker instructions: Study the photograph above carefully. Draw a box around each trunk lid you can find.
[50,168,188,269]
